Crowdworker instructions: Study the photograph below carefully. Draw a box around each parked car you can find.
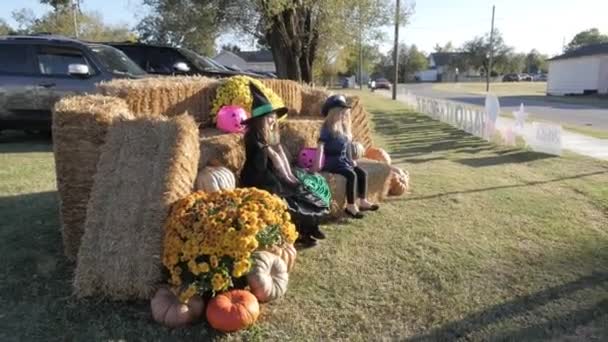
[373,78,391,90]
[0,35,147,134]
[502,73,520,82]
[106,42,266,79]
[533,73,548,82]
[520,73,533,82]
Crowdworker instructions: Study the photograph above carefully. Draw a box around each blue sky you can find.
[2,0,607,57]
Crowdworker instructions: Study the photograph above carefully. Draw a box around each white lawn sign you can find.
[528,122,562,156]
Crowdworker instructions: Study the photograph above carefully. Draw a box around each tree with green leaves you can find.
[462,30,512,76]
[524,49,548,74]
[12,7,134,41]
[138,0,412,82]
[0,19,14,35]
[566,28,608,51]
[40,0,72,11]
[433,41,454,53]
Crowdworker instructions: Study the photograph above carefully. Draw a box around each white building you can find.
[547,43,608,95]
[213,50,276,73]
[415,52,469,82]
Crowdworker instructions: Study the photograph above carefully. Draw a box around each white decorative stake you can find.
[512,103,528,134]
[484,94,500,139]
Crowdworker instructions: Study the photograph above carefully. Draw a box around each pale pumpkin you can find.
[247,251,289,302]
[206,290,260,332]
[364,147,391,165]
[351,141,365,160]
[266,243,297,272]
[150,287,204,328]
[195,166,235,193]
[389,166,410,196]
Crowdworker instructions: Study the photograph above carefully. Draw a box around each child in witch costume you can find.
[240,83,330,248]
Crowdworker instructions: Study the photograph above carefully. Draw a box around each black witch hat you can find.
[242,82,288,124]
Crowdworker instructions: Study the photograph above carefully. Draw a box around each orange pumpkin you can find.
[389,166,410,196]
[206,290,260,332]
[267,243,297,272]
[365,147,391,165]
[150,287,204,328]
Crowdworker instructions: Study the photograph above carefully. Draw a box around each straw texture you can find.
[52,95,134,260]
[73,114,200,300]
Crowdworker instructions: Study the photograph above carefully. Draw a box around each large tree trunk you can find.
[263,3,319,83]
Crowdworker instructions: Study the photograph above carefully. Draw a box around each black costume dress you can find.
[240,131,329,236]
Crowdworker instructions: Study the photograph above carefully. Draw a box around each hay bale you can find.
[261,79,303,116]
[98,76,220,125]
[279,117,323,163]
[198,128,245,175]
[74,114,200,300]
[321,159,391,217]
[52,95,134,260]
[300,86,329,116]
[348,96,374,148]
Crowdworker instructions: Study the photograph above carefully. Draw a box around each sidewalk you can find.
[376,90,608,161]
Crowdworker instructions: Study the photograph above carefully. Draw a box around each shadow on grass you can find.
[0,191,223,341]
[0,130,52,153]
[407,272,608,341]
[396,170,608,203]
[455,151,555,167]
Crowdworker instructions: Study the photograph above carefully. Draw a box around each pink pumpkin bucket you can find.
[216,105,248,133]
[297,147,325,170]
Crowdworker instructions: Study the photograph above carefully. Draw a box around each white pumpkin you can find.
[195,166,235,193]
[247,251,288,302]
[351,142,365,160]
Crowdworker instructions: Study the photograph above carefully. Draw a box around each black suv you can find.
[0,35,147,133]
[106,42,264,78]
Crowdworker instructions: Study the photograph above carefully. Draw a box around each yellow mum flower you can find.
[210,255,219,269]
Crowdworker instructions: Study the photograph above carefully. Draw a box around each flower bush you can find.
[211,76,285,122]
[162,188,298,302]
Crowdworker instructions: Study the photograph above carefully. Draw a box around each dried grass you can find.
[52,95,134,260]
[348,96,374,148]
[74,114,200,300]
[321,159,391,217]
[98,76,221,125]
[300,86,329,116]
[198,129,245,176]
[261,79,304,116]
[279,117,324,163]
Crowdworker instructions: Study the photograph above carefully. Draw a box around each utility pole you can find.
[392,0,400,100]
[486,5,495,92]
[359,5,363,90]
[72,0,80,38]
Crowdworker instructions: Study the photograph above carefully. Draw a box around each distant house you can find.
[213,50,276,73]
[415,52,469,82]
[547,43,608,95]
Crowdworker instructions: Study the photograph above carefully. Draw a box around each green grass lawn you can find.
[2,93,608,341]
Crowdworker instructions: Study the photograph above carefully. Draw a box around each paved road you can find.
[395,84,608,131]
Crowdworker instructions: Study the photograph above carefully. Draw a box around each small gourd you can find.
[389,166,410,196]
[195,166,235,193]
[266,243,297,272]
[364,147,391,165]
[247,251,289,302]
[150,287,204,328]
[206,289,260,332]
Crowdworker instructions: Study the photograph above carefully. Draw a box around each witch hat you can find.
[243,82,288,124]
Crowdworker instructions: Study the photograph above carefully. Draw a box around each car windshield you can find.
[178,48,219,71]
[89,44,146,76]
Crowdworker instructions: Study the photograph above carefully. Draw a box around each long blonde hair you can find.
[323,107,352,141]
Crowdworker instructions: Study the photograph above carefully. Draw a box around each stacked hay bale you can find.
[53,95,134,260]
[260,79,303,116]
[279,118,324,162]
[348,96,374,148]
[322,160,392,217]
[300,86,329,116]
[74,114,200,300]
[198,128,246,174]
[98,76,220,125]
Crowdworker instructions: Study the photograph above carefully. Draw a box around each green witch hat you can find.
[243,82,288,124]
